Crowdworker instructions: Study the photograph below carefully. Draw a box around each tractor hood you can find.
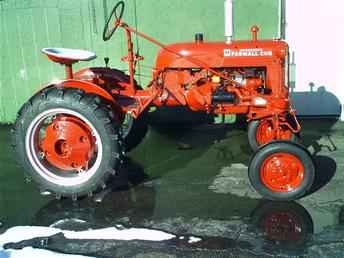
[155,40,288,69]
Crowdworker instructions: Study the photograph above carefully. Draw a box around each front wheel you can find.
[248,141,315,201]
[248,119,299,151]
[13,87,122,199]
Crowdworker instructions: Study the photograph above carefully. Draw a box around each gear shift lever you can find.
[104,57,110,67]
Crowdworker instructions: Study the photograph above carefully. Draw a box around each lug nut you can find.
[39,151,45,159]
[80,136,87,143]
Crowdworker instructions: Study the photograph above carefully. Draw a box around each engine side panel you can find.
[155,40,288,69]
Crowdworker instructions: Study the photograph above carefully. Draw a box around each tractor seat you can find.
[41,48,97,65]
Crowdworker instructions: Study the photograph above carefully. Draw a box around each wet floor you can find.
[0,113,344,257]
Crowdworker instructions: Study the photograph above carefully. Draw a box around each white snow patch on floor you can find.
[0,226,175,244]
[0,247,94,258]
[50,219,87,228]
[188,236,202,243]
[0,226,61,246]
[0,226,177,257]
[64,227,175,241]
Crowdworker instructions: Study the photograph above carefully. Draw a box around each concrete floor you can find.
[0,117,344,257]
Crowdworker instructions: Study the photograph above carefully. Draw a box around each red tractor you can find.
[13,2,315,201]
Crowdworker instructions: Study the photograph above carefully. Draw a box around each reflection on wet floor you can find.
[0,118,344,257]
[29,182,314,257]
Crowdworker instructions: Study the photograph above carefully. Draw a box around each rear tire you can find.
[13,87,122,199]
[248,141,315,201]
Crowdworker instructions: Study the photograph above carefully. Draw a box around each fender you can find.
[39,80,124,121]
[40,79,114,103]
[60,79,114,102]
[73,67,136,89]
[40,67,135,102]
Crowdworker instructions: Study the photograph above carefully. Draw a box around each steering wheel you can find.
[103,1,125,41]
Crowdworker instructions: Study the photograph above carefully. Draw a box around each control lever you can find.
[104,57,110,67]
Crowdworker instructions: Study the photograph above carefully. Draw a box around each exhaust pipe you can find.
[225,0,233,43]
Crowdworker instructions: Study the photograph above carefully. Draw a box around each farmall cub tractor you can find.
[13,2,315,201]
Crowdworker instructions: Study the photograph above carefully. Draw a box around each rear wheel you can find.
[13,87,121,199]
[248,141,315,201]
[248,119,299,151]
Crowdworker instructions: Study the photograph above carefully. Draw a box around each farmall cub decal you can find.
[224,48,272,57]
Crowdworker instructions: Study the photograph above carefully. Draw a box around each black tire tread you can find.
[248,141,315,201]
[13,87,122,200]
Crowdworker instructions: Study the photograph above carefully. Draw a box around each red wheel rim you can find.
[260,152,305,192]
[263,211,303,241]
[256,120,293,145]
[40,115,96,171]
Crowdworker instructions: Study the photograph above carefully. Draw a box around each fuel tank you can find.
[155,40,288,69]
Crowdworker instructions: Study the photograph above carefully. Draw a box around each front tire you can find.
[248,119,299,151]
[13,87,121,199]
[248,141,315,201]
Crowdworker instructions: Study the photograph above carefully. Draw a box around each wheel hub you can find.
[260,152,304,192]
[256,120,293,145]
[40,116,95,171]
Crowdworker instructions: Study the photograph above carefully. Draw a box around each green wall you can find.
[233,0,280,40]
[0,0,279,123]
